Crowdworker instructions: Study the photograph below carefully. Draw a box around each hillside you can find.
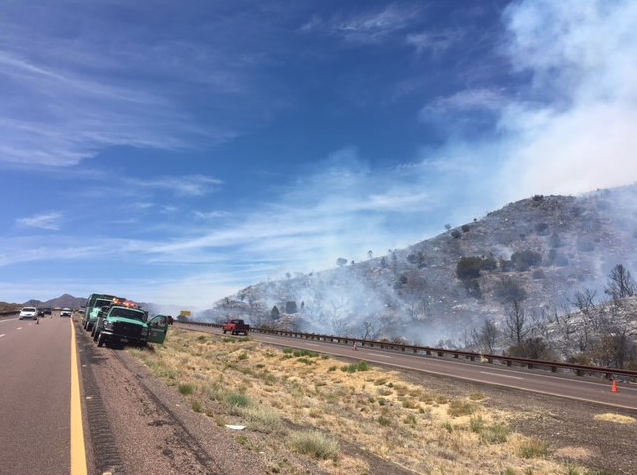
[201,185,637,348]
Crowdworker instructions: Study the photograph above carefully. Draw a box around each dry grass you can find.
[593,413,636,424]
[128,329,589,475]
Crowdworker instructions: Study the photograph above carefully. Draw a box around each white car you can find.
[60,308,72,317]
[19,307,38,320]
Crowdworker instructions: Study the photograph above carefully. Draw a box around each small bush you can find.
[225,392,251,408]
[340,361,370,373]
[480,423,511,444]
[297,357,316,365]
[178,383,195,395]
[470,415,485,433]
[378,415,392,426]
[289,430,339,460]
[511,250,542,271]
[519,438,550,458]
[447,400,476,417]
[240,406,283,433]
[191,399,203,412]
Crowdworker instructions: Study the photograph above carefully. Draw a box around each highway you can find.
[177,323,637,411]
[1,313,635,475]
[0,313,85,475]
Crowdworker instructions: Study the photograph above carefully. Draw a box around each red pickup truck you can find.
[222,319,250,335]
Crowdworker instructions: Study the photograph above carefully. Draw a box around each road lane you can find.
[0,315,76,475]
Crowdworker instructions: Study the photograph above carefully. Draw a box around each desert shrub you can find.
[481,257,497,270]
[463,279,482,299]
[495,278,527,303]
[532,194,544,201]
[225,392,251,408]
[456,257,484,279]
[461,224,470,232]
[549,232,562,248]
[240,406,283,433]
[447,400,477,417]
[480,423,511,444]
[511,250,542,271]
[499,259,515,272]
[519,438,550,458]
[178,383,195,395]
[450,229,461,239]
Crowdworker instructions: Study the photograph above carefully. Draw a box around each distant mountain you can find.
[24,294,86,309]
[201,184,637,347]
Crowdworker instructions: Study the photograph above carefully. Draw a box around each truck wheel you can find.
[93,330,100,342]
[223,329,226,334]
[97,332,106,347]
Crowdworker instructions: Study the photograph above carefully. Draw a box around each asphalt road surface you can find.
[177,323,637,411]
[0,312,78,475]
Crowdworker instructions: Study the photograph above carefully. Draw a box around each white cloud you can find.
[16,211,64,231]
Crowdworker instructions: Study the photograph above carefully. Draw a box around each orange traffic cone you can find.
[611,380,619,393]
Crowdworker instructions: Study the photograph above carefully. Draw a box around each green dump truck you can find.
[92,300,169,348]
[83,293,122,332]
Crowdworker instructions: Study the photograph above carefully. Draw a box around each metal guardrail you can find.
[178,320,637,380]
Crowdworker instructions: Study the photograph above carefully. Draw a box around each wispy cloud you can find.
[301,4,422,44]
[16,211,64,231]
[127,175,223,198]
[405,30,460,56]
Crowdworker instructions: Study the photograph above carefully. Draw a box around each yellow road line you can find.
[70,319,88,475]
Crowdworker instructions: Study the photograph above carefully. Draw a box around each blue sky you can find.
[1,0,636,310]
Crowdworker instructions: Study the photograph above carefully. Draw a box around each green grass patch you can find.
[178,383,195,395]
[480,423,511,444]
[340,361,371,373]
[519,438,550,458]
[296,357,317,365]
[447,400,477,417]
[289,430,339,460]
[239,405,284,434]
[225,392,252,408]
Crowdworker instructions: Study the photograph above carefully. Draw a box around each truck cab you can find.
[92,302,169,348]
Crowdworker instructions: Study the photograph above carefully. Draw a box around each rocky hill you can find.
[201,185,637,349]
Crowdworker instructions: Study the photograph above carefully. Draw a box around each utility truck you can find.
[83,293,122,332]
[92,300,169,348]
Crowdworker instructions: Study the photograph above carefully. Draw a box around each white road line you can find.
[480,371,524,380]
[17,327,22,330]
[0,334,5,338]
[370,354,393,358]
[305,343,321,347]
